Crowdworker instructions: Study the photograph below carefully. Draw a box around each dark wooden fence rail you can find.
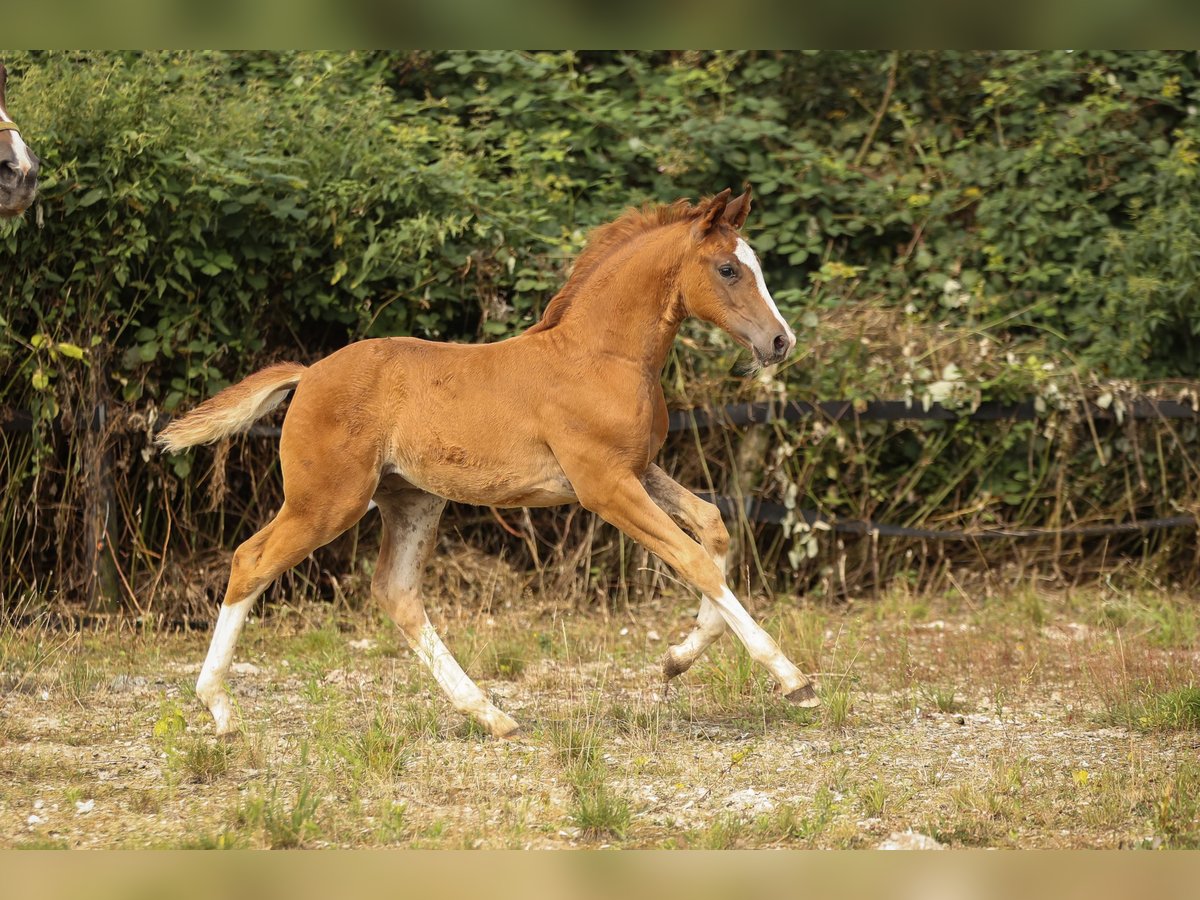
[667,398,1200,539]
[5,396,1198,540]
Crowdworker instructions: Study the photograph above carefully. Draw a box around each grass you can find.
[921,684,963,714]
[179,736,232,783]
[688,812,746,849]
[546,716,604,768]
[1151,760,1200,848]
[1102,686,1200,732]
[566,761,632,841]
[336,710,412,778]
[2,580,1199,848]
[233,780,321,849]
[857,778,889,818]
[822,688,853,728]
[1095,590,1200,649]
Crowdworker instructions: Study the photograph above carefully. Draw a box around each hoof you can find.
[495,722,522,741]
[214,728,239,744]
[661,650,687,681]
[785,683,820,708]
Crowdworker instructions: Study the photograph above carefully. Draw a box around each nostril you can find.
[772,333,788,355]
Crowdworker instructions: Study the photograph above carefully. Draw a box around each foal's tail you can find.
[155,362,308,453]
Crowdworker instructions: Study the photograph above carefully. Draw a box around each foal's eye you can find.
[718,264,736,279]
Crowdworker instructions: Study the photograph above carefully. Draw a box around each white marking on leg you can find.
[711,585,808,694]
[665,554,729,676]
[411,619,518,736]
[735,238,794,343]
[196,588,263,735]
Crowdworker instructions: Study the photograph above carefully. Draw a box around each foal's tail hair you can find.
[155,362,308,453]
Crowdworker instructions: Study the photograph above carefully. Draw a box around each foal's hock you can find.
[160,187,818,739]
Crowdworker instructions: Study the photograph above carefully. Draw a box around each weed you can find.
[179,736,232,783]
[690,812,745,849]
[301,676,332,705]
[1151,761,1200,848]
[857,778,889,817]
[1019,589,1047,628]
[152,698,187,748]
[285,625,348,673]
[1103,686,1200,732]
[823,688,852,729]
[921,684,962,714]
[785,608,826,673]
[547,717,603,768]
[609,701,662,749]
[567,766,632,841]
[401,700,441,740]
[181,830,247,849]
[696,647,757,710]
[374,800,411,844]
[233,779,321,848]
[58,656,100,705]
[338,711,410,777]
[480,639,529,681]
[1096,592,1199,649]
[753,790,836,845]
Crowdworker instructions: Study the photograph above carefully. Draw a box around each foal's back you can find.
[280,335,579,509]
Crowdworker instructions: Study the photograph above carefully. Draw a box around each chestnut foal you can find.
[160,187,818,738]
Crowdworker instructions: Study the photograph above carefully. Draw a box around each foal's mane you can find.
[525,197,704,334]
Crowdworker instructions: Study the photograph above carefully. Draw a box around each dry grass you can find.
[1,578,1198,849]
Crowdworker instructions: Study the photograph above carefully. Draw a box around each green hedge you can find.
[2,51,1199,611]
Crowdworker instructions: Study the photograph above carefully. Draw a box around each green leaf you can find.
[76,188,105,208]
[56,342,86,360]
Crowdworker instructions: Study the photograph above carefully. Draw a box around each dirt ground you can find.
[2,577,1199,849]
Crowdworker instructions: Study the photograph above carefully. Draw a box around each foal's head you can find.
[0,64,40,219]
[679,187,795,368]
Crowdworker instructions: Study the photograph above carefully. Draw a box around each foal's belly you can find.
[389,445,577,509]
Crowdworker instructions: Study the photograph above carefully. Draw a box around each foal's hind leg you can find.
[372,489,519,738]
[196,497,370,735]
[642,466,730,683]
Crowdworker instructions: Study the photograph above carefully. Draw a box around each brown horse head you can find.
[0,63,40,219]
[680,187,795,368]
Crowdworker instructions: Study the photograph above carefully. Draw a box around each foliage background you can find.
[2,50,1199,617]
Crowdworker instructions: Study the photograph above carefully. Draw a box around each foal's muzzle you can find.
[753,329,796,367]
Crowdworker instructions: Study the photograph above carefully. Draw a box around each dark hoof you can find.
[785,683,820,708]
[662,651,687,681]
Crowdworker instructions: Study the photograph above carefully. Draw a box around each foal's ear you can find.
[722,186,752,230]
[694,188,733,238]
[0,65,7,105]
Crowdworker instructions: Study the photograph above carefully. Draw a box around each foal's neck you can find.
[553,228,686,374]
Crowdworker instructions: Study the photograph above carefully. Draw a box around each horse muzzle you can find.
[0,159,38,218]
[752,328,796,367]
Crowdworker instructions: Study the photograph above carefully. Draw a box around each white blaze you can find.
[735,238,792,339]
[0,101,35,177]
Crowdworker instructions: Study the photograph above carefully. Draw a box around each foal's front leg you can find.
[642,466,729,682]
[578,470,817,705]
